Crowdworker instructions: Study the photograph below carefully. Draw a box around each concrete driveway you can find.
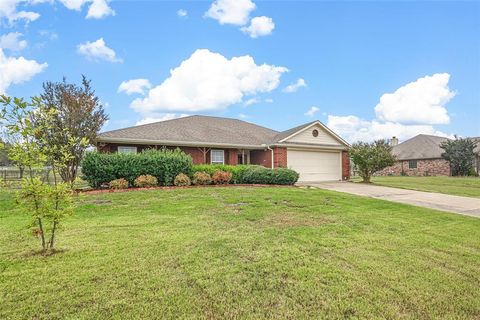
[303,181,480,218]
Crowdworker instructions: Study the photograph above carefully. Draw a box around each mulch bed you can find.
[78,184,296,195]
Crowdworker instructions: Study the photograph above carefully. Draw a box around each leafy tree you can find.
[1,95,74,252]
[33,76,108,185]
[440,137,476,176]
[349,140,396,182]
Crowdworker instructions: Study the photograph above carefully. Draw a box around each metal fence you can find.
[0,167,56,183]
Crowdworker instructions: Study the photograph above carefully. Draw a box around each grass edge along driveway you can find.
[351,176,480,198]
[1,186,479,319]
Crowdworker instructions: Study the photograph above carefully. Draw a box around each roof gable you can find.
[274,121,349,147]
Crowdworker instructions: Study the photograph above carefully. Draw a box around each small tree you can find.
[1,95,74,252]
[350,140,396,183]
[33,76,108,185]
[440,137,476,176]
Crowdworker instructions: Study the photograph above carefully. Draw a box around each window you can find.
[408,160,417,169]
[312,129,319,137]
[211,150,225,164]
[118,146,137,154]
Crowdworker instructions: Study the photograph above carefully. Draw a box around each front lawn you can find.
[352,176,480,198]
[1,187,479,319]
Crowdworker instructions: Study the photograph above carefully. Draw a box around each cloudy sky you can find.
[1,0,479,142]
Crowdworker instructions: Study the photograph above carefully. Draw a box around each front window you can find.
[408,160,417,169]
[118,146,137,154]
[211,149,225,164]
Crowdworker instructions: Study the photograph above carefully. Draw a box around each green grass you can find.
[351,176,480,198]
[1,187,479,319]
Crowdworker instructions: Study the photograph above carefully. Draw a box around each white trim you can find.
[210,149,225,164]
[118,146,137,154]
[278,121,350,147]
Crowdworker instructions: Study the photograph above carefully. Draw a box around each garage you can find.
[287,149,342,182]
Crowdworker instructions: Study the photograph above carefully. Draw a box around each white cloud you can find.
[205,0,256,25]
[283,78,306,93]
[304,106,319,117]
[131,49,287,115]
[59,0,87,10]
[327,115,453,143]
[238,113,248,119]
[39,29,58,40]
[86,0,114,19]
[0,32,27,51]
[177,9,187,17]
[327,73,456,143]
[0,48,47,94]
[244,97,259,106]
[118,79,152,95]
[77,38,122,63]
[59,0,114,19]
[264,98,273,103]
[375,73,454,125]
[136,113,189,126]
[241,16,275,38]
[0,0,40,23]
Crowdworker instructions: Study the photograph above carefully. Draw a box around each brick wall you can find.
[97,143,240,165]
[273,147,287,168]
[342,151,350,180]
[376,159,451,176]
[250,149,271,168]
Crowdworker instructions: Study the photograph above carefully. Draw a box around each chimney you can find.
[391,136,399,146]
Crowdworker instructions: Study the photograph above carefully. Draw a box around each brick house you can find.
[377,134,480,176]
[96,115,351,182]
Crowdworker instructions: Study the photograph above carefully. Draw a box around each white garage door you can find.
[287,149,341,182]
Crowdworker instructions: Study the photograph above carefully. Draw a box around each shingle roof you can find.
[270,121,316,143]
[98,115,280,146]
[392,134,450,160]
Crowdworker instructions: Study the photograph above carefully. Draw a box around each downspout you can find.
[262,144,274,169]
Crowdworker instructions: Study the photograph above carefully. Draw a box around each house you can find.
[96,115,351,182]
[377,134,480,176]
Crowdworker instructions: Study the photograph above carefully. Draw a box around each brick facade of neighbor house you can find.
[342,151,350,180]
[377,159,451,176]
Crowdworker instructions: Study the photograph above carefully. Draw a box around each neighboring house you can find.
[96,115,350,182]
[377,134,480,176]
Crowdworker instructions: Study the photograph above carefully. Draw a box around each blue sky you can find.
[1,0,479,142]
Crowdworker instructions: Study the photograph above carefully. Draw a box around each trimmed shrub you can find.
[109,178,128,189]
[134,175,158,188]
[192,172,212,185]
[212,170,232,184]
[174,173,191,186]
[192,164,252,184]
[237,166,299,185]
[81,149,193,187]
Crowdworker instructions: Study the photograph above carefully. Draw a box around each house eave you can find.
[96,137,266,149]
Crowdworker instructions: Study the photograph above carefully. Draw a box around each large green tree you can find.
[350,140,396,182]
[440,137,476,176]
[33,76,108,185]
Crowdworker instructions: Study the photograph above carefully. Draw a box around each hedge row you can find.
[81,149,192,187]
[192,164,299,185]
[82,151,299,188]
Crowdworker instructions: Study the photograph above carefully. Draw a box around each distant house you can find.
[377,134,480,176]
[96,115,351,182]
